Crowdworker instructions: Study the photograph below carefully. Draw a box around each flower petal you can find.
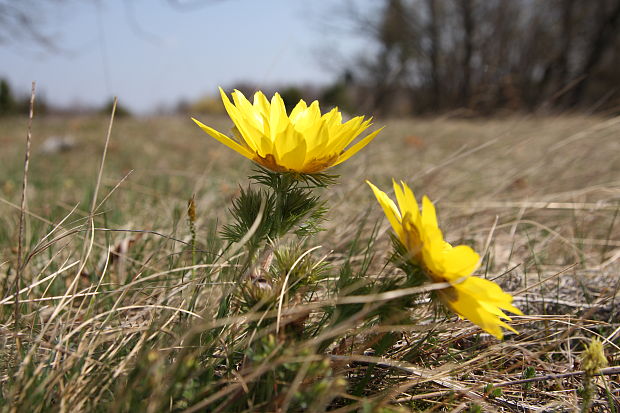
[454,276,523,315]
[394,180,420,226]
[440,286,514,339]
[279,130,307,170]
[252,90,271,116]
[334,127,383,166]
[292,101,322,138]
[219,88,261,151]
[421,196,439,230]
[269,92,289,138]
[289,99,309,123]
[442,245,480,279]
[325,116,365,153]
[192,118,254,160]
[367,180,404,242]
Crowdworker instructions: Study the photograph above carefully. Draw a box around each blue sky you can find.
[1,0,375,113]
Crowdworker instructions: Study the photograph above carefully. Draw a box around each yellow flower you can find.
[581,338,608,375]
[367,180,522,339]
[192,88,382,174]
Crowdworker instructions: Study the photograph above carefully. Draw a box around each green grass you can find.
[1,113,619,411]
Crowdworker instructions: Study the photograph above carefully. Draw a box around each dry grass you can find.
[0,112,619,412]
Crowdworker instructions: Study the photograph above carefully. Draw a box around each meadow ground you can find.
[0,112,619,411]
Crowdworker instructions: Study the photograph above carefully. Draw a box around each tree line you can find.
[335,0,620,116]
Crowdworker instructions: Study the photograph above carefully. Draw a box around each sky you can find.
[0,0,375,113]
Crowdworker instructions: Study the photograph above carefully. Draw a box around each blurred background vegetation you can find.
[1,0,619,118]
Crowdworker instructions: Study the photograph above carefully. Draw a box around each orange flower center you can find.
[253,153,339,174]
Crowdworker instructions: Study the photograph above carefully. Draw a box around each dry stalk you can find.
[14,81,36,347]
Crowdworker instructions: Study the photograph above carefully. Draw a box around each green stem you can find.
[580,373,593,413]
[273,174,293,238]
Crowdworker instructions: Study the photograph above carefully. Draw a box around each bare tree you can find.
[568,0,620,106]
[425,0,441,109]
[0,1,72,51]
[336,0,620,115]
[459,0,474,107]
[0,0,227,51]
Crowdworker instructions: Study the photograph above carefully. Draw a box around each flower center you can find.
[253,153,339,174]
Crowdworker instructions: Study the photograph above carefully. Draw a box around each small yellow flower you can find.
[192,88,382,174]
[367,180,523,339]
[581,338,608,375]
